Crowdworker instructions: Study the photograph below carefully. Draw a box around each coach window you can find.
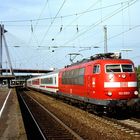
[48,77,53,84]
[93,65,100,74]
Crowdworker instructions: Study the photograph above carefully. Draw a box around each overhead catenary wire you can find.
[0,0,131,23]
[39,0,67,46]
[61,0,138,47]
[2,1,137,49]
[46,0,100,45]
[2,0,135,49]
[2,0,140,69]
[27,0,49,47]
[44,0,125,49]
[100,0,103,23]
[127,2,131,29]
[121,2,125,49]
[33,0,49,31]
[63,0,137,46]
[90,25,140,48]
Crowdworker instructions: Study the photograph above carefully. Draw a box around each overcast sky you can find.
[1,0,140,70]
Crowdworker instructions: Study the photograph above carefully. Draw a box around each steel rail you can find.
[103,116,140,137]
[25,92,84,140]
[19,93,47,140]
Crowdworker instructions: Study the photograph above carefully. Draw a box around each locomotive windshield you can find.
[121,64,133,72]
[106,64,134,73]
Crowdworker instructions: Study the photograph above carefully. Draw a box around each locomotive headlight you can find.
[108,92,112,96]
[134,91,139,95]
[109,73,114,80]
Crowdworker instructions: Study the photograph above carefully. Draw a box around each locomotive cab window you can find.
[106,64,134,73]
[122,64,134,72]
[93,65,100,74]
[106,65,121,72]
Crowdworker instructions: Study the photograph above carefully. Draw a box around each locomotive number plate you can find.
[119,92,130,95]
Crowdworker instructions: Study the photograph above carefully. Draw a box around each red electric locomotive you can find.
[59,53,139,113]
[27,52,139,114]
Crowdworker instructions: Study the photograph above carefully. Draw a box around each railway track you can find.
[131,117,140,123]
[84,113,140,138]
[55,93,140,137]
[17,90,84,140]
[119,118,140,132]
[17,88,140,139]
[102,116,140,137]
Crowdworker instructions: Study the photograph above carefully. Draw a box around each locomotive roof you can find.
[64,52,133,69]
[65,58,133,68]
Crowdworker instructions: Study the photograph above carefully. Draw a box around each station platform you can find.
[0,86,27,140]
